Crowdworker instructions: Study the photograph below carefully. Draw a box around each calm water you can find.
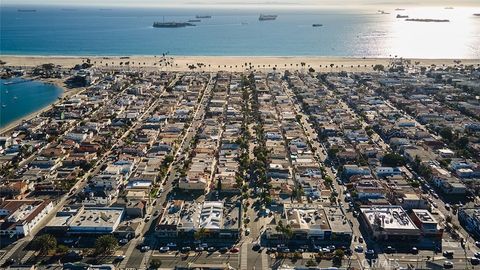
[0,78,63,128]
[1,6,480,58]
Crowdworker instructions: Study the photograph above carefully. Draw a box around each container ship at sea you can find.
[153,22,196,28]
[259,14,277,21]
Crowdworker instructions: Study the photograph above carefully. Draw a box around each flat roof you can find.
[361,206,418,231]
[284,203,331,231]
[412,209,438,224]
[69,207,123,229]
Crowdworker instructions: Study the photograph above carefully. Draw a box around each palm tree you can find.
[32,234,57,256]
[275,220,293,244]
[94,235,118,255]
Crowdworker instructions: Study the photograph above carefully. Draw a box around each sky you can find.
[3,0,480,7]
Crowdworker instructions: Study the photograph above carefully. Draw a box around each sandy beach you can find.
[1,55,479,72]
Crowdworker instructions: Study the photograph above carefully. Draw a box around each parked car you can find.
[385,246,396,254]
[354,245,364,252]
[159,246,170,252]
[167,243,177,249]
[471,257,480,265]
[119,238,129,245]
[443,250,454,258]
[207,247,217,253]
[230,247,240,253]
[195,247,204,252]
[411,247,418,254]
[443,261,454,269]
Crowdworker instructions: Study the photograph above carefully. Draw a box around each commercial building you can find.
[410,209,443,238]
[359,205,420,241]
[0,199,54,237]
[458,208,480,239]
[156,200,241,240]
[45,206,124,234]
[265,203,352,243]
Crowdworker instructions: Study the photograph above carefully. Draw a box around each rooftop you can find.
[360,205,419,230]
[411,209,438,224]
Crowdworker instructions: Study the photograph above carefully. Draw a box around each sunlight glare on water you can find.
[386,7,480,58]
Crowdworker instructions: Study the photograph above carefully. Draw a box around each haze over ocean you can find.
[1,6,479,58]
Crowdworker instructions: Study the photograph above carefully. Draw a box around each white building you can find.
[0,200,54,237]
[360,205,420,241]
[46,206,123,234]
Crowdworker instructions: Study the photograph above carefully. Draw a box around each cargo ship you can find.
[259,14,277,21]
[312,24,323,27]
[188,19,201,22]
[196,15,212,19]
[405,18,450,22]
[396,14,409,18]
[153,22,196,28]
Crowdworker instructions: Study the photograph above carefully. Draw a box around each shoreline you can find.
[0,77,84,135]
[1,55,479,73]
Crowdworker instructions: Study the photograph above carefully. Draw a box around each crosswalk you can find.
[21,250,36,264]
[240,241,248,270]
[0,237,30,265]
[119,239,140,269]
[261,250,268,269]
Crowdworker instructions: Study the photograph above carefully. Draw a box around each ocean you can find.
[1,5,480,58]
[0,78,63,128]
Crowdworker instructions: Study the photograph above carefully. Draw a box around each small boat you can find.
[188,19,201,23]
[445,7,454,9]
[395,8,405,11]
[13,96,18,100]
[312,24,323,27]
[2,105,6,108]
[396,14,409,18]
[196,15,212,19]
[241,22,248,25]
